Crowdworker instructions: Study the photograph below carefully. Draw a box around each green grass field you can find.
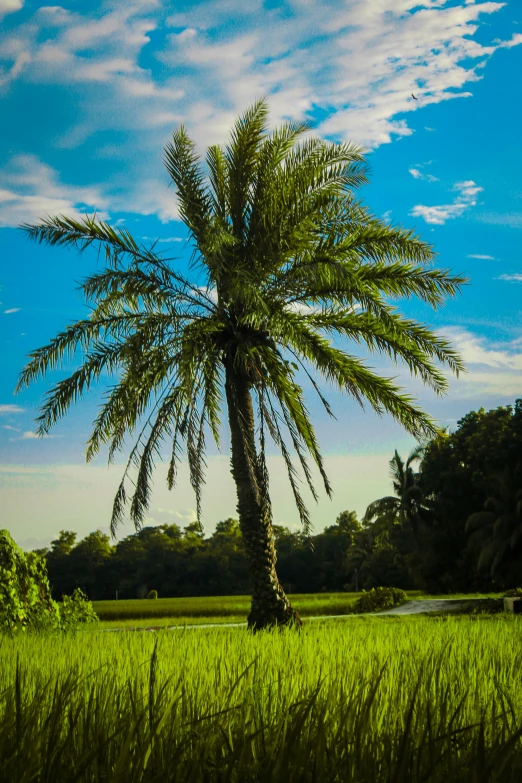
[92,592,368,624]
[2,616,522,781]
[92,591,503,628]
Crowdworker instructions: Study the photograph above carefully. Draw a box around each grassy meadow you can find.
[92,591,502,629]
[2,615,522,781]
[92,592,371,626]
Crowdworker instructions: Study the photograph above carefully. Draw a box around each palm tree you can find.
[363,446,426,531]
[466,464,522,581]
[16,100,465,630]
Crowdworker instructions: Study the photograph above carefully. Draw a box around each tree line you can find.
[39,399,522,600]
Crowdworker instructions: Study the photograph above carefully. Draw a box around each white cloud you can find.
[441,327,522,398]
[3,0,515,147]
[2,424,21,431]
[497,33,522,49]
[17,430,56,440]
[0,0,520,221]
[409,165,439,182]
[410,203,467,225]
[410,178,483,225]
[0,404,23,414]
[0,154,108,228]
[454,179,483,201]
[0,0,23,21]
[467,254,495,260]
[498,273,522,282]
[3,307,21,314]
[141,236,184,244]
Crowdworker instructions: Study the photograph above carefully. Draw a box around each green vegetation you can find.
[3,618,522,781]
[18,100,465,628]
[92,593,362,624]
[0,529,98,633]
[352,586,407,613]
[27,399,522,607]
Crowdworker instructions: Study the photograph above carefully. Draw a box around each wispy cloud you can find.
[409,163,439,182]
[498,273,522,283]
[0,404,23,414]
[476,212,522,229]
[410,179,483,225]
[3,307,21,314]
[141,236,184,243]
[0,152,180,227]
[441,327,522,399]
[2,424,21,432]
[497,33,522,49]
[0,0,519,228]
[0,154,108,228]
[18,431,56,440]
[467,254,495,260]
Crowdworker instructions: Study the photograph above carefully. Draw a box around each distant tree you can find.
[50,530,77,555]
[183,522,205,546]
[363,446,425,530]
[46,530,78,598]
[67,530,113,599]
[417,400,522,591]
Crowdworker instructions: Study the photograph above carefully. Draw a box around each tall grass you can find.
[2,617,522,781]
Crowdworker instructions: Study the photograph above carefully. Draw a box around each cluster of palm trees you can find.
[17,100,467,629]
[367,445,522,587]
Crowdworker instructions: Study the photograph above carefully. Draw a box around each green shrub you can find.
[147,589,158,600]
[60,588,99,632]
[352,586,407,614]
[0,529,59,632]
[504,587,522,597]
[0,529,98,633]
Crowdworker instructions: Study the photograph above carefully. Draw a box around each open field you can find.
[92,591,504,628]
[2,617,522,781]
[92,592,370,626]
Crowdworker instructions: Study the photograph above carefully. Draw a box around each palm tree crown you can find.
[466,464,522,579]
[17,100,465,627]
[363,446,426,529]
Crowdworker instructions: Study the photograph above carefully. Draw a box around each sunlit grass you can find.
[2,616,522,781]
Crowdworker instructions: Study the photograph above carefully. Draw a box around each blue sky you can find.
[1,0,521,548]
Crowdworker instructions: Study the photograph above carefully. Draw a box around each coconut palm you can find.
[17,100,465,629]
[363,446,426,530]
[466,464,522,579]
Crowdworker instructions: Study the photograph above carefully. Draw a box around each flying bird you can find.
[411,93,418,100]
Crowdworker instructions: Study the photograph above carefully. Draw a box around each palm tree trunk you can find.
[224,362,301,630]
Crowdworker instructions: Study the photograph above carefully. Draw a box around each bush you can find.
[503,587,522,597]
[60,588,99,632]
[0,530,59,632]
[0,529,98,633]
[352,586,407,614]
[147,589,158,600]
